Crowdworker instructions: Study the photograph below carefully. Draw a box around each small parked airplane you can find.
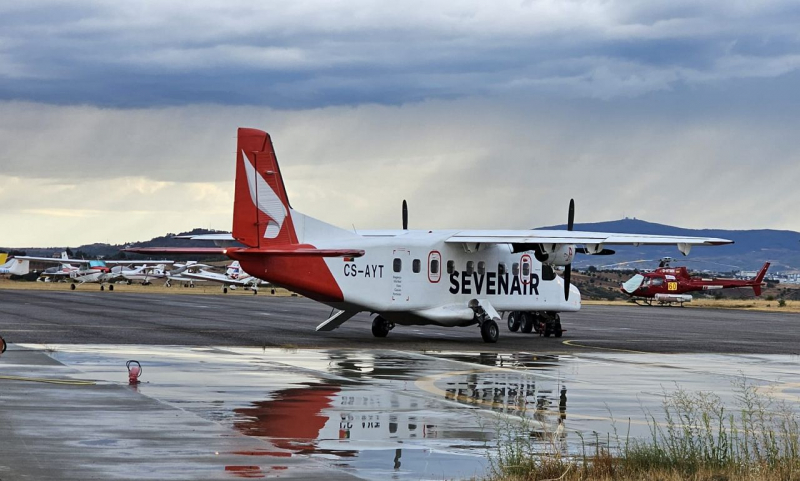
[164,261,210,287]
[178,261,265,294]
[127,128,733,342]
[113,263,173,285]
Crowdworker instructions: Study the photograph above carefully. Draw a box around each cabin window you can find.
[430,259,440,274]
[412,259,421,273]
[522,262,530,277]
[651,277,664,286]
[512,263,520,276]
[498,263,506,275]
[477,261,486,276]
[446,260,455,274]
[393,258,402,273]
[466,261,474,275]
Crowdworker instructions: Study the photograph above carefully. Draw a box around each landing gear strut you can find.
[371,316,393,338]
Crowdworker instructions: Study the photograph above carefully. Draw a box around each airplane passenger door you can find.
[428,251,441,284]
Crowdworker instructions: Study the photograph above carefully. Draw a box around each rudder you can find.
[752,262,770,296]
[233,128,298,248]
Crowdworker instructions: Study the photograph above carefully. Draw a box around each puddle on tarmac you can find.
[27,345,800,481]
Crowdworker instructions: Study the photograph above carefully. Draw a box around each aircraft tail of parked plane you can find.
[752,262,770,296]
[0,258,30,276]
[233,128,358,250]
[0,253,7,265]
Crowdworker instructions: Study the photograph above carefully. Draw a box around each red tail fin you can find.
[752,262,770,296]
[233,128,298,248]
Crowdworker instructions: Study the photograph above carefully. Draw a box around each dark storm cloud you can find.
[3,1,800,107]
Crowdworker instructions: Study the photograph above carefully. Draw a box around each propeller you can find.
[402,200,408,230]
[564,199,574,301]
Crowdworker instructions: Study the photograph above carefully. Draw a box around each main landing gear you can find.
[371,316,394,338]
[507,311,563,338]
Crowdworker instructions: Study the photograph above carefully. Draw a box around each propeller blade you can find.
[402,199,408,230]
[567,199,574,231]
[565,199,574,300]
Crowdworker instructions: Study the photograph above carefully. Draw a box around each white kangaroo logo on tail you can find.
[242,150,287,238]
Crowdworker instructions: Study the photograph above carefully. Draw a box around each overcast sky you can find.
[2,0,800,247]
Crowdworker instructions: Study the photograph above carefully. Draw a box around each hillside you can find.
[0,228,238,260]
[539,218,800,272]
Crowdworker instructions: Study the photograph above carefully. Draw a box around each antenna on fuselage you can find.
[402,200,408,230]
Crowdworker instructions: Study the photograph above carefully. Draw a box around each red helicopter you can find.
[616,258,770,306]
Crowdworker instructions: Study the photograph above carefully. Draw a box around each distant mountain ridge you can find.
[0,228,234,260]
[539,218,800,272]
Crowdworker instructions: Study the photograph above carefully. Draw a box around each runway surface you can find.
[1,289,799,353]
[2,288,800,480]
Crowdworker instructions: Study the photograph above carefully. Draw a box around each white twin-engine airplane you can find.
[128,128,733,343]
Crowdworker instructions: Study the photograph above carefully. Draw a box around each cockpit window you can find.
[622,274,644,294]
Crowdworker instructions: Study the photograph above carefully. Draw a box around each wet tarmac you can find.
[2,289,800,353]
[2,344,799,480]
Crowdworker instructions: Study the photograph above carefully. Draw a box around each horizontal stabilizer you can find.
[126,246,365,258]
[124,247,228,255]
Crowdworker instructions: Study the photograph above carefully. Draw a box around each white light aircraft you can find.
[177,261,265,294]
[35,252,79,281]
[128,128,733,343]
[113,263,173,285]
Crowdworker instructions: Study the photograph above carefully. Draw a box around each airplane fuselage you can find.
[232,230,580,327]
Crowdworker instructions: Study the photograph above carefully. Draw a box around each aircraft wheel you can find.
[253,290,257,295]
[554,315,563,338]
[223,287,228,294]
[109,285,114,291]
[127,280,132,285]
[70,284,76,291]
[190,284,195,288]
[543,323,552,337]
[520,312,533,333]
[0,335,6,354]
[100,285,105,291]
[481,320,499,343]
[507,311,520,332]
[371,316,390,338]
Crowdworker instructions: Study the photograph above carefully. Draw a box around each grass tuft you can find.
[486,379,800,480]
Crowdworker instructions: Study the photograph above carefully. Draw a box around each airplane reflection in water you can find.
[231,352,571,466]
[233,383,449,461]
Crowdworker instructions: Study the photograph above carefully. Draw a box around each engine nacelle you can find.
[534,244,576,266]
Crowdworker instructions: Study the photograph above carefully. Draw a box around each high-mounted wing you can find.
[446,230,732,246]
[14,256,91,265]
[446,229,732,256]
[125,247,365,257]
